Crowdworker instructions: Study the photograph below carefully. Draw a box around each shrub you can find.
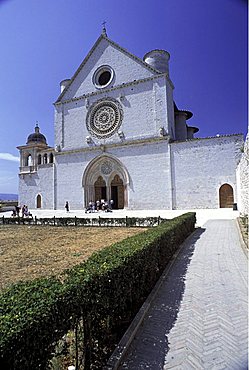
[0,212,196,369]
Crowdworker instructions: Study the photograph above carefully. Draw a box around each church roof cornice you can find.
[54,73,174,106]
[55,34,167,103]
[17,144,54,152]
[171,133,244,144]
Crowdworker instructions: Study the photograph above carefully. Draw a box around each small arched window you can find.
[25,154,32,166]
[36,194,42,208]
[38,154,42,165]
[49,153,54,163]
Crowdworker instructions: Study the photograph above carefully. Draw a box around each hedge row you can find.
[0,212,196,369]
[1,216,163,227]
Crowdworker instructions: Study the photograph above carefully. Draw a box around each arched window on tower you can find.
[43,153,47,164]
[49,153,54,163]
[25,154,32,166]
[38,154,42,165]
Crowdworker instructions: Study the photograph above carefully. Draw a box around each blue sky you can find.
[0,0,247,194]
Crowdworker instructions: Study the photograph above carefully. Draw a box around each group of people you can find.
[11,201,115,217]
[85,199,114,213]
[11,205,32,218]
[64,199,114,213]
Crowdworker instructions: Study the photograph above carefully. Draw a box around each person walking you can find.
[65,201,69,212]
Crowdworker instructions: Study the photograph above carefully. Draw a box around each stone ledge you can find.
[55,136,169,156]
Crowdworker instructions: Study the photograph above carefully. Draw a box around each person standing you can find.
[21,205,25,218]
[65,201,69,212]
[15,205,20,217]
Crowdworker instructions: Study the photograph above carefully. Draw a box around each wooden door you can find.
[219,184,234,208]
[94,176,106,202]
[111,175,124,209]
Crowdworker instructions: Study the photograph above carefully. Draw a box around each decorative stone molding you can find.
[86,136,93,144]
[54,73,173,106]
[101,161,113,175]
[54,135,169,156]
[93,65,114,89]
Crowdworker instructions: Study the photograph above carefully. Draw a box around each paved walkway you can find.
[115,220,248,369]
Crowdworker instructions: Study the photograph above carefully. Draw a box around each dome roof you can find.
[27,124,47,145]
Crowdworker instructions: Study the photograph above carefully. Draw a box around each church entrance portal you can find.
[219,184,234,208]
[83,155,129,209]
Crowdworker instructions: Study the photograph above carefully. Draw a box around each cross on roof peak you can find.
[102,20,107,36]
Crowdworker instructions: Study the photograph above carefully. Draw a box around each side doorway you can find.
[219,184,234,208]
[111,175,124,209]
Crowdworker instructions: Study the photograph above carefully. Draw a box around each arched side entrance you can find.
[83,154,129,209]
[219,184,234,208]
[36,194,42,208]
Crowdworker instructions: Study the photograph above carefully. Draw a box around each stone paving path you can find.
[118,220,248,369]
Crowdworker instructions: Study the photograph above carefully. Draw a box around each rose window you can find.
[86,98,123,139]
[101,161,113,175]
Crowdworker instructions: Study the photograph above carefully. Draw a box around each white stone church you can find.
[17,30,245,211]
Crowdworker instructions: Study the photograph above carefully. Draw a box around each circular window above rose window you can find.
[93,65,114,89]
[86,98,123,139]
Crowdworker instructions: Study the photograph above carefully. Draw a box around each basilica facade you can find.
[18,31,244,210]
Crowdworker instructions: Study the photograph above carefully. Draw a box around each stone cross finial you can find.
[35,121,40,132]
[102,21,107,36]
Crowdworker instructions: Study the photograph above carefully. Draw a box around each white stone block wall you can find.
[55,150,92,210]
[109,140,172,209]
[55,76,169,152]
[237,134,248,215]
[18,165,54,209]
[166,80,175,138]
[171,135,243,209]
[54,139,172,210]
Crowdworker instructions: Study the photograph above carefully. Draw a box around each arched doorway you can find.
[219,184,234,208]
[36,194,42,208]
[83,154,129,208]
[111,174,124,209]
[94,176,107,202]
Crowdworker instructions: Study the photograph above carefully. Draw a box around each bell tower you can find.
[17,124,49,174]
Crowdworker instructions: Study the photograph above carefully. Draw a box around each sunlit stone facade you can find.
[18,32,244,210]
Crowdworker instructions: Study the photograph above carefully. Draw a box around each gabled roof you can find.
[55,33,161,103]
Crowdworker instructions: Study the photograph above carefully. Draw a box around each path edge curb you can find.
[236,218,248,258]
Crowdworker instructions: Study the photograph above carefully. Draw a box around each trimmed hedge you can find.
[0,212,196,369]
[1,215,163,227]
